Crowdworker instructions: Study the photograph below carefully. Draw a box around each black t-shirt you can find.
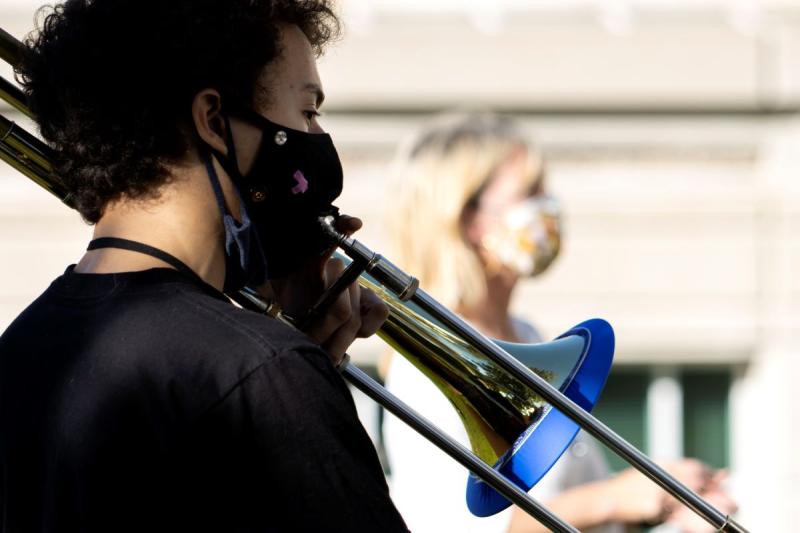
[0,266,408,532]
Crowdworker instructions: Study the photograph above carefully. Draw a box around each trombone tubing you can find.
[0,30,66,200]
[0,26,24,69]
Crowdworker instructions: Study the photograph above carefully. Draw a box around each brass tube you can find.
[0,112,66,201]
[0,27,23,68]
[0,75,32,118]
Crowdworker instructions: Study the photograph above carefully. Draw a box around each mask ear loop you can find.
[220,113,241,176]
[201,118,270,288]
[203,148,233,217]
[207,113,244,185]
[203,112,247,215]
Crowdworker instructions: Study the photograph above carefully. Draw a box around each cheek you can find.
[463,213,495,248]
[260,87,306,131]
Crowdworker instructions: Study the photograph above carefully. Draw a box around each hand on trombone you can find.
[262,214,390,366]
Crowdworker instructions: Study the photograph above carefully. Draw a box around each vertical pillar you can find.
[733,124,800,530]
[647,367,683,462]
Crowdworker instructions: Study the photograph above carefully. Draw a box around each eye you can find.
[303,110,321,123]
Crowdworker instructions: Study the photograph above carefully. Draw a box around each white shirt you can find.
[383,318,624,533]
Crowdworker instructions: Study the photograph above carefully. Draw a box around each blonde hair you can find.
[386,113,544,309]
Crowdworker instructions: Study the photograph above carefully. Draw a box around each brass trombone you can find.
[0,25,746,533]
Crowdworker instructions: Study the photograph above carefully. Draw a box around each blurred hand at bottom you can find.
[605,459,735,527]
[665,470,738,532]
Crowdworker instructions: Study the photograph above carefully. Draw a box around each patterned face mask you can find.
[480,195,562,277]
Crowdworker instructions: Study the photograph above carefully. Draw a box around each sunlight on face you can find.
[257,24,326,134]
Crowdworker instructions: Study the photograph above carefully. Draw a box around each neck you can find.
[457,269,519,342]
[74,156,231,291]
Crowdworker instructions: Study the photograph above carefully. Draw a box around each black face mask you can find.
[210,107,343,280]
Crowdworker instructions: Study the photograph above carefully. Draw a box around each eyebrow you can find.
[304,82,325,108]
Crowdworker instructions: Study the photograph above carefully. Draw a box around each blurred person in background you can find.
[381,113,737,533]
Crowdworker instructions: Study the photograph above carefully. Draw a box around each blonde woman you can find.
[381,113,736,533]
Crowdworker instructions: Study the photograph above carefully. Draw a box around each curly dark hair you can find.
[17,0,340,223]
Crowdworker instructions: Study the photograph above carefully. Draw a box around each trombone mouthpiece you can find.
[317,215,419,301]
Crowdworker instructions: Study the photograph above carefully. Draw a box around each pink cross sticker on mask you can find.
[291,170,309,194]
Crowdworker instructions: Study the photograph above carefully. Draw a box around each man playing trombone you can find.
[0,0,407,531]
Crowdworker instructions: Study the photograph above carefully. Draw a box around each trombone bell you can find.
[360,270,615,517]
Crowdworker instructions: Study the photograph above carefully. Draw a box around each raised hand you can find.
[265,214,389,365]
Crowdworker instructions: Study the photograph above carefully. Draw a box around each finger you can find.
[668,459,711,490]
[665,507,717,533]
[709,491,738,514]
[298,258,366,330]
[335,214,363,236]
[304,259,351,345]
[270,274,324,318]
[697,470,726,495]
[320,281,362,363]
[708,469,729,489]
[356,288,390,338]
[662,466,707,510]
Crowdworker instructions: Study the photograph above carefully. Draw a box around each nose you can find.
[309,119,325,135]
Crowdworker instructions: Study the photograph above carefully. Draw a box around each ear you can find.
[461,205,482,248]
[192,89,228,156]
